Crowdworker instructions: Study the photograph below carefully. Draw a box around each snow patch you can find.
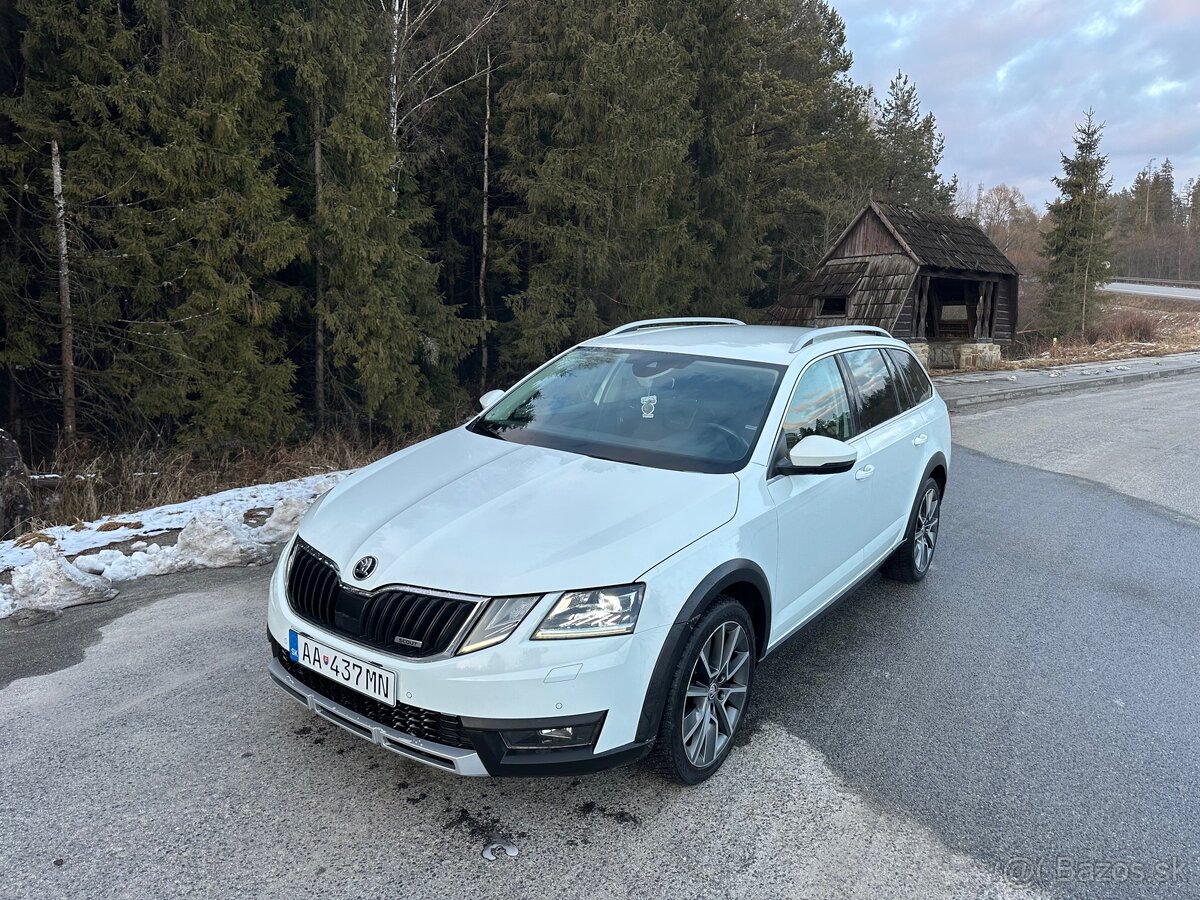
[256,497,310,545]
[74,544,177,582]
[74,512,275,581]
[7,542,117,612]
[1,468,353,618]
[175,512,273,570]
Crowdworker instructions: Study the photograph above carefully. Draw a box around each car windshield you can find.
[470,347,785,473]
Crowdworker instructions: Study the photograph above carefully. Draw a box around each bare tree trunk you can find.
[51,139,76,446]
[1143,167,1151,228]
[477,47,491,392]
[388,0,401,140]
[1081,188,1099,336]
[160,0,171,51]
[313,104,327,430]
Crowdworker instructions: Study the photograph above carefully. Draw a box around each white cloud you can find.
[1078,13,1117,38]
[836,0,1200,206]
[1143,78,1184,97]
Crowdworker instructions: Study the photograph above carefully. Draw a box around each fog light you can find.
[501,721,600,751]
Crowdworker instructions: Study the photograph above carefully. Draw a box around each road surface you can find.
[3,377,1199,899]
[1103,281,1200,302]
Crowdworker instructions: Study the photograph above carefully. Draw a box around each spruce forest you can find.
[0,0,957,458]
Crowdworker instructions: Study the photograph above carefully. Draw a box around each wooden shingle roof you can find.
[806,259,867,297]
[872,202,1018,276]
[768,253,917,329]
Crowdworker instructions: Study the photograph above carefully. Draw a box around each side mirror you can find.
[776,434,857,476]
[479,389,505,411]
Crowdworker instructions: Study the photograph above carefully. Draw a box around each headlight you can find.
[458,595,540,654]
[533,584,644,639]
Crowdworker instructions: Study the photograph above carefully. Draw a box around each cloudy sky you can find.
[835,0,1199,208]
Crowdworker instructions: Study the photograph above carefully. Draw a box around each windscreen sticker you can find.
[641,395,658,418]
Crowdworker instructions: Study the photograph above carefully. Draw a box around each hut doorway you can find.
[918,275,1000,342]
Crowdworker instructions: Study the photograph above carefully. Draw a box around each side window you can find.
[841,349,903,432]
[886,348,933,406]
[780,357,853,448]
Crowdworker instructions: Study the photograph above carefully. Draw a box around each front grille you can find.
[286,539,479,658]
[272,639,470,749]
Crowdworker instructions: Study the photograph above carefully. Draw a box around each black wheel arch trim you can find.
[635,560,771,744]
[922,451,949,497]
[672,558,771,634]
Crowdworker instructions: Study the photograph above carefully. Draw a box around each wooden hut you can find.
[768,202,1019,367]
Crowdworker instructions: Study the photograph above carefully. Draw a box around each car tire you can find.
[649,597,756,785]
[882,476,942,583]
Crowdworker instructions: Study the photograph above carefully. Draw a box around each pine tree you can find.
[673,0,766,314]
[274,0,476,433]
[0,0,129,446]
[743,0,860,305]
[413,47,497,388]
[1041,110,1113,336]
[0,2,34,433]
[498,0,699,370]
[1150,158,1176,227]
[875,71,955,211]
[121,0,305,446]
[4,0,304,447]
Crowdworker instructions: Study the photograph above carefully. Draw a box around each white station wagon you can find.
[268,319,950,783]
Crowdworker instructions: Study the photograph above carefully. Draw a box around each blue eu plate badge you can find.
[288,630,299,662]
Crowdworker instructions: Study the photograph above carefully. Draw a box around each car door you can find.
[767,355,875,638]
[840,348,922,564]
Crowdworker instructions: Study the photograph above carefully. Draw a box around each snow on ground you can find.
[0,470,350,619]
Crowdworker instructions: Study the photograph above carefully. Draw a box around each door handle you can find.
[913,434,928,446]
[854,465,875,481]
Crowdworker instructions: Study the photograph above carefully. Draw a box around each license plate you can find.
[288,631,396,706]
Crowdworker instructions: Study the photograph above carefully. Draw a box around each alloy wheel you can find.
[681,621,751,768]
[913,486,940,573]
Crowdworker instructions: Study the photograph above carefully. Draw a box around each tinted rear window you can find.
[841,349,903,432]
[886,348,933,407]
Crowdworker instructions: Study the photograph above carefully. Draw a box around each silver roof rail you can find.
[789,325,892,353]
[605,317,746,337]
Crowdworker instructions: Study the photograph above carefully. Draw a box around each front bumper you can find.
[269,642,652,776]
[270,656,490,775]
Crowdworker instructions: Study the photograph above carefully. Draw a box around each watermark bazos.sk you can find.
[1002,855,1187,885]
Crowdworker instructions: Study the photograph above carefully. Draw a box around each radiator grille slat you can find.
[284,540,479,658]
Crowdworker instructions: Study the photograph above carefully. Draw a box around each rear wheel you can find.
[882,476,941,583]
[649,598,755,784]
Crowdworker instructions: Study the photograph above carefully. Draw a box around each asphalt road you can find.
[1103,281,1200,302]
[3,380,1199,900]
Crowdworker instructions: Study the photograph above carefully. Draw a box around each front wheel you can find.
[882,476,942,583]
[649,598,755,784]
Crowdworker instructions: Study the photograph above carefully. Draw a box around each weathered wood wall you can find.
[829,209,905,260]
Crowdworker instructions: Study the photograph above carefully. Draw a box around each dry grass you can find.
[1005,292,1200,369]
[1086,309,1162,343]
[13,530,55,548]
[28,432,405,530]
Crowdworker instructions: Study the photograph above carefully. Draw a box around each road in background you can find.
[1103,281,1200,302]
[3,378,1199,899]
[950,377,1200,522]
[934,351,1200,411]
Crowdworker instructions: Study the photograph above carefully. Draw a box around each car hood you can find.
[297,428,740,597]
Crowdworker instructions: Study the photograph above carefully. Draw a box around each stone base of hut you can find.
[908,340,1002,370]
